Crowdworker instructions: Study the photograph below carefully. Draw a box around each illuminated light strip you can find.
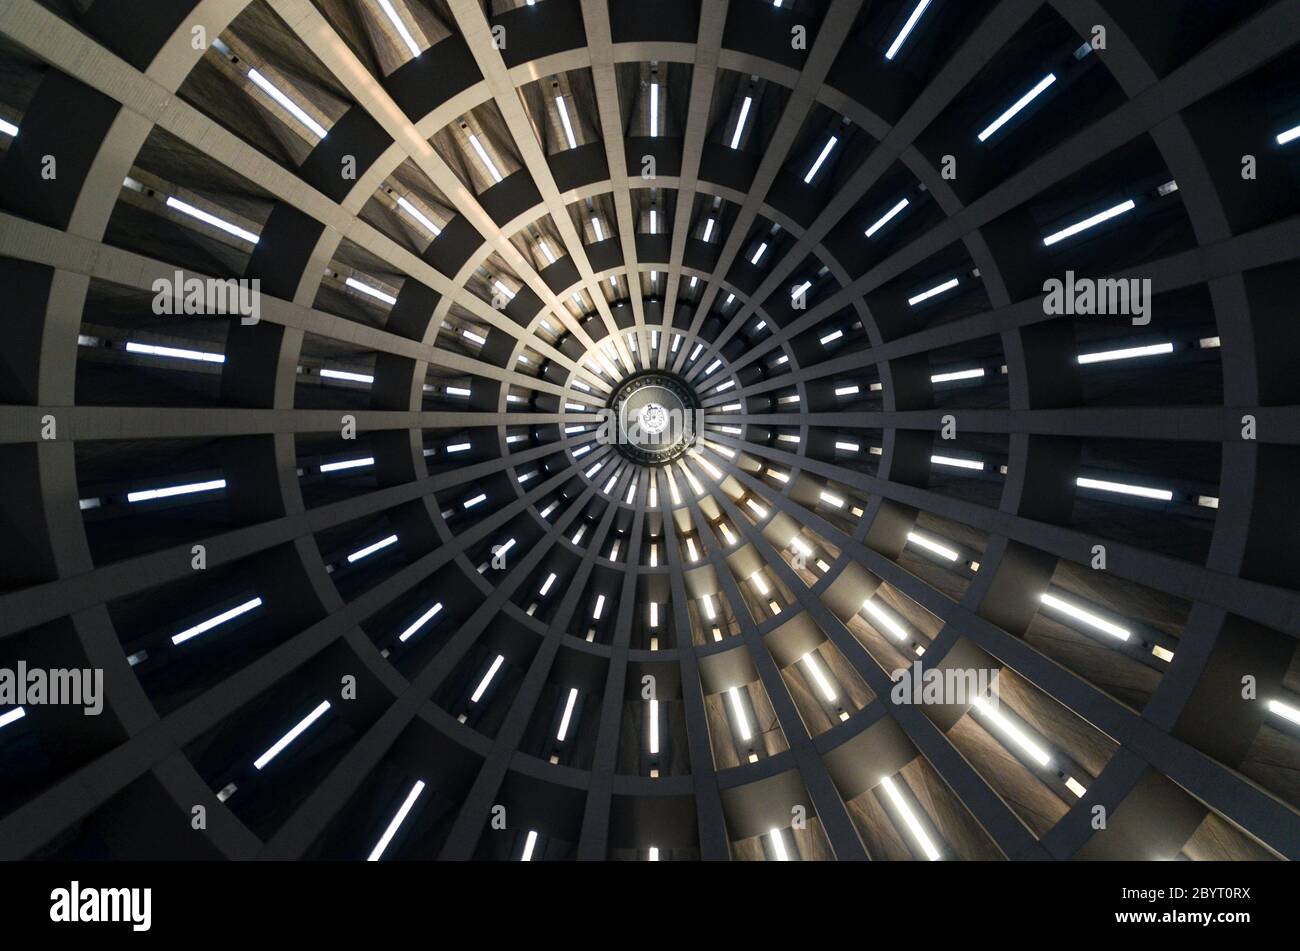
[555,95,578,149]
[446,386,471,397]
[399,603,443,642]
[166,197,259,244]
[472,655,505,703]
[128,479,226,503]
[790,536,812,557]
[649,82,659,136]
[835,441,860,452]
[1267,699,1300,725]
[556,687,579,742]
[880,776,941,860]
[648,846,659,861]
[0,706,25,729]
[865,198,909,238]
[467,133,503,183]
[818,329,842,345]
[978,73,1057,142]
[804,136,837,184]
[464,493,487,508]
[1076,342,1174,364]
[835,385,859,396]
[320,456,374,473]
[649,697,660,754]
[1043,199,1136,246]
[862,599,908,643]
[367,779,425,861]
[0,118,17,137]
[906,531,959,561]
[727,686,753,741]
[593,594,606,619]
[1075,476,1173,501]
[375,0,422,57]
[125,341,224,364]
[247,69,328,138]
[320,368,374,384]
[885,0,933,60]
[347,534,398,563]
[769,828,790,861]
[801,652,837,703]
[171,597,262,645]
[931,455,985,471]
[908,277,960,306]
[931,368,984,383]
[971,696,1051,767]
[1276,124,1300,146]
[345,277,397,305]
[592,217,605,241]
[394,195,440,236]
[703,217,716,242]
[253,700,331,770]
[537,240,556,264]
[730,96,753,149]
[520,830,538,861]
[491,280,515,301]
[1039,592,1131,642]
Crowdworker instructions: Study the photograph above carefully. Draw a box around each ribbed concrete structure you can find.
[0,0,1298,862]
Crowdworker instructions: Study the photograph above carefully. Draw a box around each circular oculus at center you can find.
[608,372,702,465]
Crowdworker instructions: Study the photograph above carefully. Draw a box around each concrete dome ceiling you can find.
[0,0,1298,865]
